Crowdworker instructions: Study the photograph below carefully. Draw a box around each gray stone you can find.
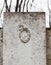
[3,12,46,65]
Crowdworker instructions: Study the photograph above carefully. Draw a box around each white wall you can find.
[0,0,50,28]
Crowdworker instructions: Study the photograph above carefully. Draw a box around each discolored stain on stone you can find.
[19,27,31,43]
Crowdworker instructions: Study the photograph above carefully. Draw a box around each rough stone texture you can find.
[0,28,3,65]
[46,28,51,65]
[0,0,49,28]
[3,12,46,65]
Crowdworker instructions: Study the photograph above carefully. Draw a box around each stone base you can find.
[3,12,46,65]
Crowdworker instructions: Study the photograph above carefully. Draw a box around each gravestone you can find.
[3,12,46,65]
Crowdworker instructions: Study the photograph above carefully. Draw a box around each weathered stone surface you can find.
[46,29,51,48]
[46,28,51,65]
[47,48,51,59]
[0,28,3,65]
[0,0,50,28]
[3,12,46,65]
[47,60,51,65]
